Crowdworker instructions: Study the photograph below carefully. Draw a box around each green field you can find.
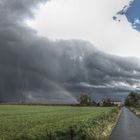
[0,105,119,140]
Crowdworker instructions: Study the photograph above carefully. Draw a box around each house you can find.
[110,99,122,106]
[97,98,122,106]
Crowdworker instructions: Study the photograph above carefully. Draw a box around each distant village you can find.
[78,94,122,106]
[97,98,122,106]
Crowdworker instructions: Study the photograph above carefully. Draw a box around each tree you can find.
[92,100,97,106]
[125,92,140,107]
[102,98,113,106]
[78,93,92,105]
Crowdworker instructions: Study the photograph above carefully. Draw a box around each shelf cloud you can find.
[0,0,140,103]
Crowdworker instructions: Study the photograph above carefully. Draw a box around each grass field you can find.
[0,105,119,140]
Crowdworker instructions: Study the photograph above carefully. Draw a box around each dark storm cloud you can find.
[0,0,140,103]
[0,0,47,20]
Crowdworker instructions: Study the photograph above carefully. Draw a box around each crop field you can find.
[0,105,119,140]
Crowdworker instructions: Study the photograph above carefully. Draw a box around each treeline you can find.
[125,92,140,107]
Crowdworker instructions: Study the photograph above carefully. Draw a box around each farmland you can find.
[0,105,119,140]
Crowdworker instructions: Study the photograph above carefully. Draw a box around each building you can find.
[110,99,122,106]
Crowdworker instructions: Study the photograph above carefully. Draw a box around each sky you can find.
[1,0,140,103]
[121,0,140,31]
[27,0,140,58]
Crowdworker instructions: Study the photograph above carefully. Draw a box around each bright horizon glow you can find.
[27,0,140,58]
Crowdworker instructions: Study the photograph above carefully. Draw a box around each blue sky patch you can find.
[114,0,140,31]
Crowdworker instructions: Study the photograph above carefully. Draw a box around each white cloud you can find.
[134,19,140,24]
[77,81,140,91]
[27,0,140,58]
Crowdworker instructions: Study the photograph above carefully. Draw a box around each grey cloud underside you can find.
[0,0,140,103]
